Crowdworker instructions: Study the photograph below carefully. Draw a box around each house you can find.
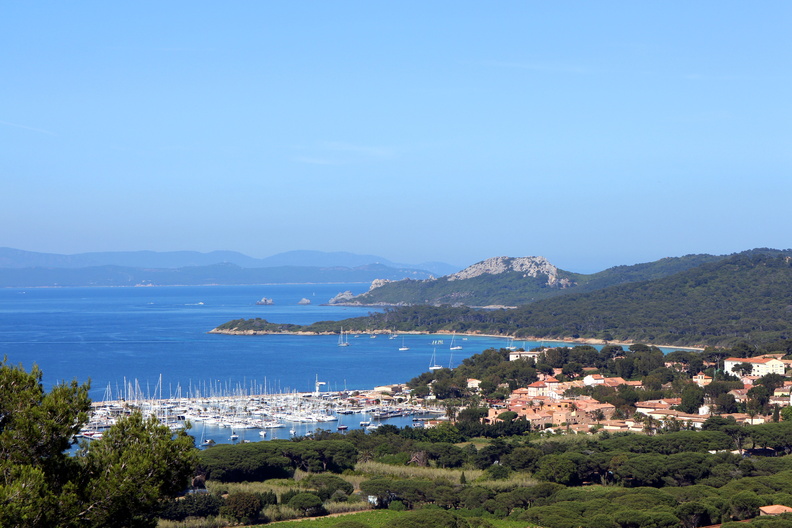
[508,350,541,361]
[724,356,785,377]
[693,372,713,387]
[760,505,792,516]
[467,378,481,390]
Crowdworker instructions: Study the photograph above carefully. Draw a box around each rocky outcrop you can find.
[448,256,574,288]
[328,290,356,304]
[369,279,392,290]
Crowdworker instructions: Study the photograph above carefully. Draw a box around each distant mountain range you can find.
[0,248,459,287]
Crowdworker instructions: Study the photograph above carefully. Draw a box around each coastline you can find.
[206,328,703,351]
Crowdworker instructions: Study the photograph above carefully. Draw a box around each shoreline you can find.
[207,328,703,351]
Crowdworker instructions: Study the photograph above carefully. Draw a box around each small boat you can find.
[229,431,239,441]
[429,348,443,371]
[449,334,462,351]
[256,297,274,305]
[337,425,348,431]
[289,427,296,435]
[259,430,267,437]
[398,337,409,351]
[337,327,350,347]
[359,421,371,427]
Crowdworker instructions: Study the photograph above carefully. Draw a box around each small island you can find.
[255,297,274,305]
[297,298,311,305]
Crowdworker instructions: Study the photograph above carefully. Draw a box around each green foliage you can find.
[76,411,199,527]
[159,493,225,521]
[288,492,326,517]
[303,473,354,501]
[198,439,357,482]
[383,508,469,528]
[251,251,792,347]
[220,491,262,523]
[0,360,197,528]
[342,254,725,308]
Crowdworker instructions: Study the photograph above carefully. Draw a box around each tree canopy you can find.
[0,359,197,528]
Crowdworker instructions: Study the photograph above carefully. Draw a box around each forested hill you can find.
[334,253,726,307]
[217,251,792,347]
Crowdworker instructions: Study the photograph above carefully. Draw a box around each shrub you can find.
[287,492,326,517]
[159,493,225,521]
[220,492,262,524]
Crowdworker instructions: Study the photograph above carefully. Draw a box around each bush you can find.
[220,492,262,524]
[287,492,326,517]
[159,493,225,521]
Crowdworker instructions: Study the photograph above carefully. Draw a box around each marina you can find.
[79,386,445,447]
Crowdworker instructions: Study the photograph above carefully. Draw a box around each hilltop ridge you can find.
[334,253,724,307]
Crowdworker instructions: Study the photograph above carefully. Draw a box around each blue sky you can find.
[2,2,790,273]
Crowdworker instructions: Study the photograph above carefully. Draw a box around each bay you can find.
[0,284,539,399]
[1,284,693,446]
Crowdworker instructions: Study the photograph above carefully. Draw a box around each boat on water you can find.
[337,425,348,431]
[450,334,462,351]
[398,336,409,351]
[429,348,443,371]
[337,327,350,347]
[256,297,274,305]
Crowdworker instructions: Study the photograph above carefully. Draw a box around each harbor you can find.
[78,378,445,447]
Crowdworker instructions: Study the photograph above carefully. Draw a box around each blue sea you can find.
[0,284,692,444]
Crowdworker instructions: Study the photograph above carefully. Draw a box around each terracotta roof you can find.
[726,357,780,364]
[760,504,792,515]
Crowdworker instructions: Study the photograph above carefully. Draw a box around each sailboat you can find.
[429,348,443,371]
[399,337,409,351]
[449,333,462,351]
[199,421,214,447]
[337,327,350,347]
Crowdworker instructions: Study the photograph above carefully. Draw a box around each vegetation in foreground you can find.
[0,358,197,528]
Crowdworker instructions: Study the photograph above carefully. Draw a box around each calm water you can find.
[2,284,692,445]
[0,284,551,400]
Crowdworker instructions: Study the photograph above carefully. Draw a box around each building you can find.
[508,350,541,361]
[724,356,785,377]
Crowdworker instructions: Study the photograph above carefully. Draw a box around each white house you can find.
[724,356,785,377]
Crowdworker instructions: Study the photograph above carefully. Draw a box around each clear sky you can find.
[2,2,790,273]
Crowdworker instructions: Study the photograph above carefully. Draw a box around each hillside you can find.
[217,250,792,347]
[335,253,726,307]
